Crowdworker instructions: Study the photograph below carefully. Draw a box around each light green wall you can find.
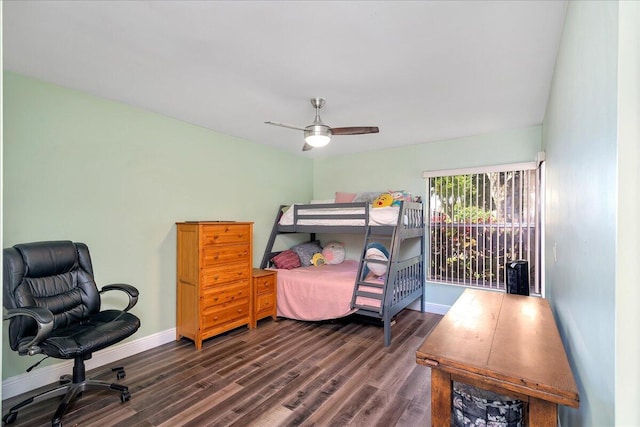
[2,71,543,381]
[313,126,542,308]
[542,1,620,425]
[2,71,313,378]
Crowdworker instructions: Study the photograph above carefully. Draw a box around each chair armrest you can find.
[4,307,54,355]
[100,283,139,312]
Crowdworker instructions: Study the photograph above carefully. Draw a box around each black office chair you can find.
[3,241,141,427]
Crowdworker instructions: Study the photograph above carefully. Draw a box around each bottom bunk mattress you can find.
[271,260,384,321]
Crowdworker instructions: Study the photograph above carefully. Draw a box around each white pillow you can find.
[366,247,388,276]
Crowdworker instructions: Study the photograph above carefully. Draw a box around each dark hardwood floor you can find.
[2,310,441,427]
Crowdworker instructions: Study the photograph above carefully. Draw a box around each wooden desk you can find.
[416,289,579,426]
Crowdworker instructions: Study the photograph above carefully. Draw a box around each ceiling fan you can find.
[265,97,380,151]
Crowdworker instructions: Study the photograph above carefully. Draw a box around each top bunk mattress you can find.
[279,204,399,227]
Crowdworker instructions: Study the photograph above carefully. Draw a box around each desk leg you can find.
[529,397,557,426]
[431,368,452,427]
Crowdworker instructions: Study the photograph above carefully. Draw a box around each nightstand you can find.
[251,268,277,327]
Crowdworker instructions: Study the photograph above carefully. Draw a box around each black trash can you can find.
[452,381,524,427]
[506,260,529,296]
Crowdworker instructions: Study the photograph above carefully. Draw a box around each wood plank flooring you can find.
[2,310,441,427]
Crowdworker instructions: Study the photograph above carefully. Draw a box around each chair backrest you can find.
[3,241,101,351]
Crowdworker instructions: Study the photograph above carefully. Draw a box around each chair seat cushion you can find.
[38,310,141,359]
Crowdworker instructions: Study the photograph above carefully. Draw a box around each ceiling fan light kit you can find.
[266,97,379,151]
[304,125,332,147]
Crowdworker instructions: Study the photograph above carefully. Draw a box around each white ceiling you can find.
[3,1,567,159]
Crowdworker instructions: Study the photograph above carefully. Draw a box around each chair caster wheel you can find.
[52,419,61,427]
[121,391,131,403]
[3,412,17,424]
[112,367,126,380]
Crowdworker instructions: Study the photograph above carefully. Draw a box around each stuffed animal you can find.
[311,252,326,266]
[388,191,405,207]
[322,241,345,264]
[363,242,389,277]
[372,193,393,208]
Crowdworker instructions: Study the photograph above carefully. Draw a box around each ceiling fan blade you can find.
[264,121,306,131]
[330,126,380,135]
[302,142,313,152]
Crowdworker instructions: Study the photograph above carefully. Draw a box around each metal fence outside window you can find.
[424,164,542,295]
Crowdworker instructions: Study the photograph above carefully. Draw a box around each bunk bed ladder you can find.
[351,219,399,346]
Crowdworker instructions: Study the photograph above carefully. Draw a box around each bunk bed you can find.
[260,200,425,346]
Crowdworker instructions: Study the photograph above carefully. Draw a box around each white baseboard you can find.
[424,302,450,315]
[2,328,176,399]
[407,299,450,315]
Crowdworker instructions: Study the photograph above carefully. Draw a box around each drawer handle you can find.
[225,227,230,232]
[214,255,219,260]
[213,316,219,321]
[214,297,219,302]
[237,308,243,313]
[214,275,219,280]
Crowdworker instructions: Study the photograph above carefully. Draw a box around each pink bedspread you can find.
[271,260,383,321]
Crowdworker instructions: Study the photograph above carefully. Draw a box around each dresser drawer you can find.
[202,224,251,246]
[254,274,275,295]
[202,298,249,330]
[202,244,249,266]
[202,262,250,286]
[255,292,275,314]
[202,282,250,309]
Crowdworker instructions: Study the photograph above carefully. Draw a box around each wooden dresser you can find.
[251,268,277,327]
[176,221,253,350]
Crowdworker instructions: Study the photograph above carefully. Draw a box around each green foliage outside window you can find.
[429,171,537,292]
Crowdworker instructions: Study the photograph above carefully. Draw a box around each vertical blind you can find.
[423,162,542,295]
